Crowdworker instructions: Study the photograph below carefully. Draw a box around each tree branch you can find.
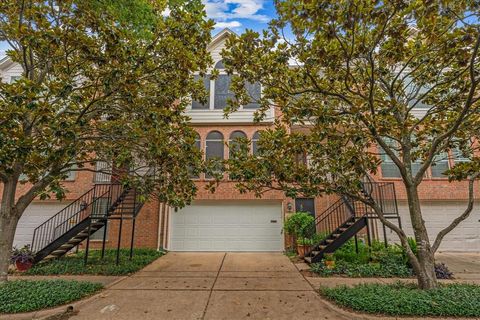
[431,172,479,253]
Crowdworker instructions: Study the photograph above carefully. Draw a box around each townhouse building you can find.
[1,28,479,258]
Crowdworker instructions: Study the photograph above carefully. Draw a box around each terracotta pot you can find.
[297,245,311,258]
[15,260,33,272]
[325,260,335,269]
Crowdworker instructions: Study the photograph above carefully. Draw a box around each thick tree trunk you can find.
[405,184,438,289]
[0,214,19,283]
[0,178,20,283]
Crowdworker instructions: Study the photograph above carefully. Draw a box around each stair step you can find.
[304,256,312,263]
[339,228,348,231]
[332,233,341,238]
[59,243,75,249]
[319,245,327,250]
[311,250,320,256]
[326,239,334,243]
[91,223,105,227]
[51,249,67,255]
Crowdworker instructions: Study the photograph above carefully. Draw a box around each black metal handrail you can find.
[305,176,400,244]
[31,184,116,253]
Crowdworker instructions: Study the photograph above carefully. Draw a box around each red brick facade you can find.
[3,29,478,253]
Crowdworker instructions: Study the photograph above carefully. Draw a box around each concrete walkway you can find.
[69,252,350,320]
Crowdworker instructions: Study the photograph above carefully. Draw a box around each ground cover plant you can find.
[310,239,454,279]
[0,279,102,314]
[310,239,413,278]
[321,282,480,317]
[17,249,164,276]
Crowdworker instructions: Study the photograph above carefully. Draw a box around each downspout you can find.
[156,202,164,250]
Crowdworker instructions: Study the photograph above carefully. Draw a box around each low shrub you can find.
[0,280,102,314]
[21,248,164,276]
[321,282,480,317]
[435,262,454,279]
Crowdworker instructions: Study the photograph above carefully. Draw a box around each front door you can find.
[295,198,315,217]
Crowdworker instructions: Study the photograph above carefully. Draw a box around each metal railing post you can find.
[84,221,92,266]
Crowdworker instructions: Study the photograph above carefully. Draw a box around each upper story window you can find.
[10,76,21,83]
[191,60,261,110]
[192,76,210,110]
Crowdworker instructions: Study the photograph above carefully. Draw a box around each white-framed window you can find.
[379,138,402,178]
[229,130,247,158]
[94,161,112,183]
[192,75,210,109]
[64,168,76,181]
[431,152,450,178]
[252,131,261,155]
[191,60,261,110]
[189,133,201,179]
[10,76,21,83]
[205,131,224,179]
[452,146,471,163]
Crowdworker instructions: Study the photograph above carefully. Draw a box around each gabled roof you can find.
[0,55,14,70]
[208,28,237,50]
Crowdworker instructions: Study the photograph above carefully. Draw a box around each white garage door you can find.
[14,202,69,248]
[385,201,480,252]
[170,201,284,251]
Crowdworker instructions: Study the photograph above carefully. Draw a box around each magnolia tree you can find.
[0,0,213,282]
[223,0,480,289]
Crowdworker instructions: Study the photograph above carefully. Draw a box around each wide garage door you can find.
[170,201,283,251]
[14,202,69,248]
[386,201,480,252]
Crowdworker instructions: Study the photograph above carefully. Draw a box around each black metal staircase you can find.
[304,177,401,264]
[31,181,149,264]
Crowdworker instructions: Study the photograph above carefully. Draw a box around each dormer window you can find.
[191,60,261,110]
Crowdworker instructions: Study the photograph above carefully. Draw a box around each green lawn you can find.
[321,282,480,317]
[21,248,164,276]
[0,280,103,314]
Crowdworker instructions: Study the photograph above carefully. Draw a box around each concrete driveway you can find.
[70,252,348,320]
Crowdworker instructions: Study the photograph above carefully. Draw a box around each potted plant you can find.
[10,245,35,272]
[284,212,315,257]
[324,253,336,269]
[297,238,313,258]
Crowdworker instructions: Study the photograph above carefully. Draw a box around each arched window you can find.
[229,131,247,158]
[214,60,225,69]
[252,131,261,155]
[206,131,224,178]
[191,60,260,110]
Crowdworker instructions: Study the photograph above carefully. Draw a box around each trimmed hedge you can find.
[22,248,164,276]
[321,282,480,317]
[0,280,102,314]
